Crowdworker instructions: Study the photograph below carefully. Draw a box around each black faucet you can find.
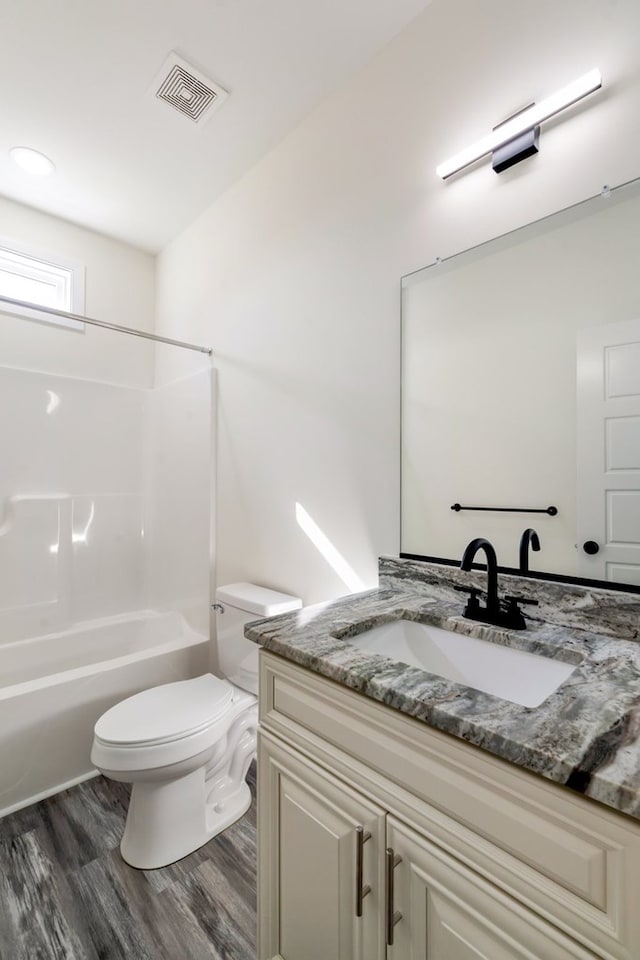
[519,528,540,574]
[460,537,500,615]
[457,537,538,630]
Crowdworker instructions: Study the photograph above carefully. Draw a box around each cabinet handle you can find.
[385,847,402,946]
[355,825,372,917]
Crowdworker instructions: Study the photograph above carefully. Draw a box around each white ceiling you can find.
[0,0,431,252]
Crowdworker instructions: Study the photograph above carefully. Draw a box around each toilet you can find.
[91,582,301,869]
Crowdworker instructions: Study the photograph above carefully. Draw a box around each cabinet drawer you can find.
[260,650,640,960]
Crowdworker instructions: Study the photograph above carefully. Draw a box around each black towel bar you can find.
[450,503,558,516]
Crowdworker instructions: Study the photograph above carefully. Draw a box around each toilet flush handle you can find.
[211,602,225,613]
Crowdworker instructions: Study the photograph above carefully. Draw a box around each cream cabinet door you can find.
[386,817,598,960]
[258,731,386,960]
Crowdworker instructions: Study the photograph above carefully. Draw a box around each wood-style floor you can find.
[0,765,256,960]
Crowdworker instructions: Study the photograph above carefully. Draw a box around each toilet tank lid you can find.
[216,582,302,617]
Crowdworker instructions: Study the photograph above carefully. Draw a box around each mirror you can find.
[401,176,640,590]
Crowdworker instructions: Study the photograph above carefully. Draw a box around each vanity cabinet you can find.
[260,733,598,960]
[258,650,640,960]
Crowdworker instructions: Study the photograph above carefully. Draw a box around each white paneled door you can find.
[577,318,640,584]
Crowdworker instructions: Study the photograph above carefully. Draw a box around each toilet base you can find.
[120,768,253,870]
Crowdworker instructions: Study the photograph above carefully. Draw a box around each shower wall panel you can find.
[144,367,212,634]
[0,365,147,643]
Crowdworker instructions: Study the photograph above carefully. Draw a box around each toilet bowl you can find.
[91,582,301,869]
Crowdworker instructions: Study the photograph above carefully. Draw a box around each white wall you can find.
[0,196,156,386]
[155,0,640,605]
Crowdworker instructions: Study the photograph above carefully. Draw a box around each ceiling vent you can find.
[152,53,228,125]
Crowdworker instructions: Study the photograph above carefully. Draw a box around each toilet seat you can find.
[91,675,254,774]
[94,674,234,748]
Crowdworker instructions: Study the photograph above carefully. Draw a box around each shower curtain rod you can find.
[0,294,213,355]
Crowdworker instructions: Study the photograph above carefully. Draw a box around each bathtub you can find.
[0,610,210,817]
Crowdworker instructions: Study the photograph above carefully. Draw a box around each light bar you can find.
[436,68,602,180]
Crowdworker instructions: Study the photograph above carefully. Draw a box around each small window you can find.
[0,240,85,331]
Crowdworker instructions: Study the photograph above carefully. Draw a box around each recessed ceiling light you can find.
[10,146,56,176]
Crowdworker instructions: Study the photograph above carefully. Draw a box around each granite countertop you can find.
[245,562,640,823]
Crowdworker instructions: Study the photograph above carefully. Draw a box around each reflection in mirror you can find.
[401,177,640,589]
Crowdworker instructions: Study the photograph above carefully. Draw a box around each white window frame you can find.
[0,237,85,331]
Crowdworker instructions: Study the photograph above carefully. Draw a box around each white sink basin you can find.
[344,619,577,708]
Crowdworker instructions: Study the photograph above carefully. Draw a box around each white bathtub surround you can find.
[0,366,146,640]
[0,610,208,818]
[0,362,212,636]
[0,352,212,815]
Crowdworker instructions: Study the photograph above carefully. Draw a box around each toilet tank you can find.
[215,582,302,695]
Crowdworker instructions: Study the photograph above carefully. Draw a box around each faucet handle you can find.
[505,594,539,608]
[453,584,483,615]
[453,585,483,596]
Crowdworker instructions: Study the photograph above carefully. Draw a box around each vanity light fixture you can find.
[9,146,56,176]
[436,68,602,180]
